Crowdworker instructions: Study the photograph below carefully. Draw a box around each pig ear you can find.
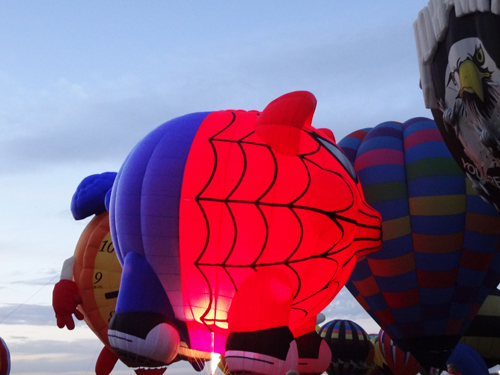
[255,91,317,156]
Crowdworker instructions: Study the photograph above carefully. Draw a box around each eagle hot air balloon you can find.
[107,91,382,375]
[318,319,373,375]
[338,118,500,370]
[414,0,500,209]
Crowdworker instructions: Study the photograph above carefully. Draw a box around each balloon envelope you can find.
[108,91,382,374]
[447,343,489,375]
[339,118,500,369]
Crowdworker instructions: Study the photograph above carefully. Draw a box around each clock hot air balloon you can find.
[338,117,500,370]
[53,173,210,374]
[107,91,383,375]
[415,0,500,209]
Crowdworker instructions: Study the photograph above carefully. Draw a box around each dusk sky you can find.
[0,1,436,374]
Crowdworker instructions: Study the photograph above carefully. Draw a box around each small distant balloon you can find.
[0,338,10,375]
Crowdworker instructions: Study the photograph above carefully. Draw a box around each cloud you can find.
[9,338,106,373]
[321,287,380,333]
[0,304,56,326]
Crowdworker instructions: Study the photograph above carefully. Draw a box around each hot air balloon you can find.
[52,173,210,374]
[0,338,10,375]
[414,0,500,209]
[318,319,373,375]
[338,118,500,370]
[107,91,383,375]
[378,330,422,375]
[461,287,500,367]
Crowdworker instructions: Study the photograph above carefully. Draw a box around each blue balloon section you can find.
[447,343,489,375]
[71,172,117,220]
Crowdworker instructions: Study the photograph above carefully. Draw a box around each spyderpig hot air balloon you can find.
[338,118,500,370]
[107,91,383,375]
[414,0,500,209]
[53,173,211,374]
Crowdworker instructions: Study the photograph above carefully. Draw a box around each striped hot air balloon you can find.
[338,118,500,370]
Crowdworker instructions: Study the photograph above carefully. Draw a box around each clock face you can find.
[73,212,122,345]
[92,231,122,325]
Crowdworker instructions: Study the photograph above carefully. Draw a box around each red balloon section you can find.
[108,91,382,374]
[378,330,422,375]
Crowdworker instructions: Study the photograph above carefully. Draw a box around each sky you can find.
[0,1,441,374]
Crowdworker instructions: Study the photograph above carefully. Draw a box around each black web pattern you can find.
[192,111,380,330]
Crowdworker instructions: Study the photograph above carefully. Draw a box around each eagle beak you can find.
[458,59,488,102]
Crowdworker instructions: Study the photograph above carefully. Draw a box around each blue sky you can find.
[0,1,433,374]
